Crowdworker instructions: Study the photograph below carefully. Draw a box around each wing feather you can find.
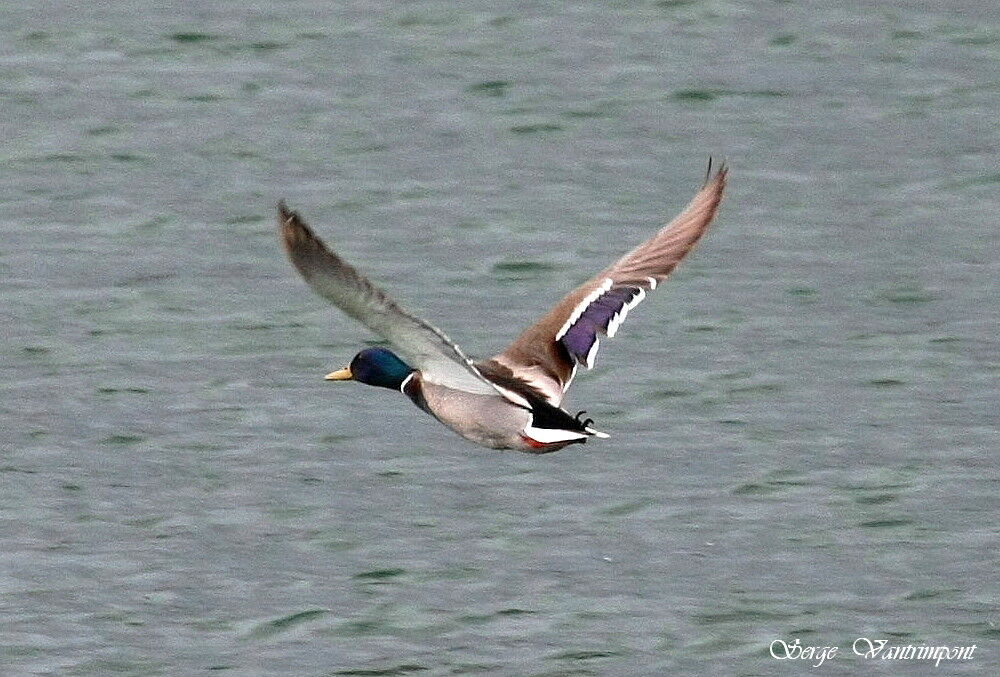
[489,163,727,405]
[278,203,499,396]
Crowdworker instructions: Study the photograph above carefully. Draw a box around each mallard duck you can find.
[279,162,726,453]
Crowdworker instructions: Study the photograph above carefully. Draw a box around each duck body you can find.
[405,373,581,453]
[279,162,727,453]
[337,347,594,452]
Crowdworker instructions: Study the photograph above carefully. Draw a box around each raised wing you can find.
[278,203,499,397]
[482,162,727,405]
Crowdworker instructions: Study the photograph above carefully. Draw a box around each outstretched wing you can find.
[482,162,727,405]
[279,203,499,397]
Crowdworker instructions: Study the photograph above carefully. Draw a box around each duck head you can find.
[325,347,414,390]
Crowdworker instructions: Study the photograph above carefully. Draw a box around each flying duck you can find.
[279,162,726,453]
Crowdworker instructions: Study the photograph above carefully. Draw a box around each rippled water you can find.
[2,1,997,675]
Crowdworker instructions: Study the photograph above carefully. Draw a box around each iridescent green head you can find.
[325,347,414,390]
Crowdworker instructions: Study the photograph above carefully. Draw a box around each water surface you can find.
[2,1,997,675]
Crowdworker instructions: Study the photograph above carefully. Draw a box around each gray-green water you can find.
[2,1,997,675]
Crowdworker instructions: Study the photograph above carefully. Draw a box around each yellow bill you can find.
[325,367,353,381]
